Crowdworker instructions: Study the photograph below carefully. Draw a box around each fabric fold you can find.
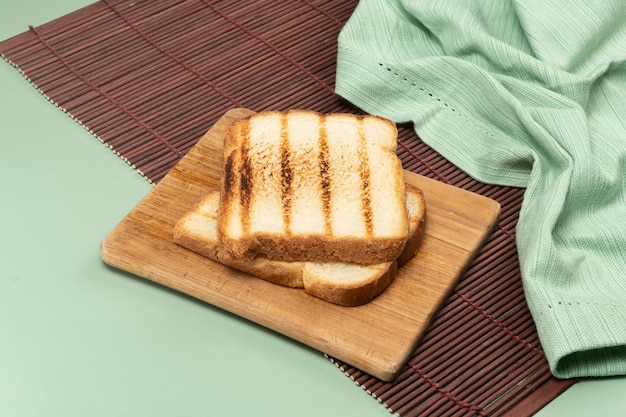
[335,0,626,378]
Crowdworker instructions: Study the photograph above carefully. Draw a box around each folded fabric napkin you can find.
[335,0,626,379]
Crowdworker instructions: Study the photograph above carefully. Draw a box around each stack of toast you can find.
[173,110,426,306]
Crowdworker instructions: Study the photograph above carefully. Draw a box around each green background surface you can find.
[1,2,625,416]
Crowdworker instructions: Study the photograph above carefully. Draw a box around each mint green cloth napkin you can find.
[335,0,626,379]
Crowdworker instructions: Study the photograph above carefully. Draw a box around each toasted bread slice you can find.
[218,110,408,265]
[301,261,398,307]
[173,185,425,306]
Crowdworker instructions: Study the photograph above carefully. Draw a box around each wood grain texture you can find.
[100,108,500,381]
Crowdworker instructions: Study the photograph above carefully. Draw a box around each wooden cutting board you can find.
[100,108,500,382]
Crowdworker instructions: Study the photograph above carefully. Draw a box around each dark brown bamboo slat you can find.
[0,0,577,415]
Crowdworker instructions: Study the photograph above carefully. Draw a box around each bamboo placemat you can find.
[0,1,577,415]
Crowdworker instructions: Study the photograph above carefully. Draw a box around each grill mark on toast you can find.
[318,115,332,235]
[222,152,235,203]
[280,114,293,236]
[357,119,374,237]
[239,122,253,235]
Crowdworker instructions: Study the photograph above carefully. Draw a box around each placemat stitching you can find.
[408,363,489,417]
[199,0,332,92]
[28,23,184,159]
[101,0,243,107]
[300,0,345,27]
[455,290,545,356]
